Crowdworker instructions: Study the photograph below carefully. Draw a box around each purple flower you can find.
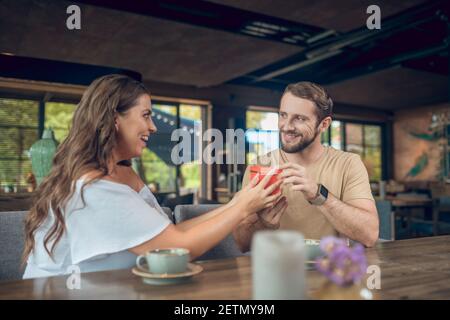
[315,237,367,287]
[319,236,346,254]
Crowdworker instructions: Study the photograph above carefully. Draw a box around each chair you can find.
[432,196,450,235]
[161,206,174,223]
[162,193,194,211]
[153,192,175,205]
[0,211,27,281]
[375,200,395,241]
[198,197,220,205]
[407,196,450,237]
[174,204,247,261]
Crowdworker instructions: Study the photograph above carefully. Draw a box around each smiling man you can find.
[233,81,379,251]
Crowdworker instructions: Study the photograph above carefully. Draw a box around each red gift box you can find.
[249,165,282,195]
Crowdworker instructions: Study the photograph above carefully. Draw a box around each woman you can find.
[22,74,284,278]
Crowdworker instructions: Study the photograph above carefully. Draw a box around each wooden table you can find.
[0,236,449,299]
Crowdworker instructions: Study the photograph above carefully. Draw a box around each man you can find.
[233,81,379,252]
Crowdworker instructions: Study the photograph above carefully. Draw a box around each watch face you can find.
[319,185,328,198]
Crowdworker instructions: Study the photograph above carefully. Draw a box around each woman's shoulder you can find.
[66,178,140,218]
[75,173,132,197]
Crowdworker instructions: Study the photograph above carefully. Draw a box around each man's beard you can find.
[280,128,320,153]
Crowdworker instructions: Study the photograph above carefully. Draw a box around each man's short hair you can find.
[283,81,333,122]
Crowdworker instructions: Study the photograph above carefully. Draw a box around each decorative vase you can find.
[30,129,58,185]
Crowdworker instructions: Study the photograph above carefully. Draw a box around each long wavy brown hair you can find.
[22,74,150,264]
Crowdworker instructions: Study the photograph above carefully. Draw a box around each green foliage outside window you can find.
[142,104,203,192]
[0,99,39,187]
[44,102,77,142]
[141,148,176,192]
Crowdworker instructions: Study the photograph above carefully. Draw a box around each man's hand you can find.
[257,196,287,229]
[279,162,319,201]
[232,195,287,253]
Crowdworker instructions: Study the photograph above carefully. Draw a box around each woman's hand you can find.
[257,196,287,229]
[236,170,283,217]
[228,190,242,207]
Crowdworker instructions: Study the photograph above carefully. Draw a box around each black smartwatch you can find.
[308,184,328,206]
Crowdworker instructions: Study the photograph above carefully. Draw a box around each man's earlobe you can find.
[323,117,332,130]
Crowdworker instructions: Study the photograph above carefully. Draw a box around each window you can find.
[320,124,330,146]
[143,104,177,193]
[180,104,203,190]
[344,123,382,181]
[363,125,382,181]
[330,120,343,150]
[143,102,206,195]
[0,99,77,190]
[0,98,39,189]
[245,110,279,164]
[44,102,77,142]
[346,123,364,156]
[0,96,208,195]
[325,120,383,181]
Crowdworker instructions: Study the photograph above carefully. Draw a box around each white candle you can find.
[252,230,306,300]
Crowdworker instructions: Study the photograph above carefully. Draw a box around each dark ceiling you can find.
[0,0,448,110]
[210,0,429,32]
[0,0,301,86]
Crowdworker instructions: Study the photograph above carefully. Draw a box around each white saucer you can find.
[132,262,203,285]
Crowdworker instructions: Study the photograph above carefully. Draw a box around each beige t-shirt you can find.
[242,147,374,239]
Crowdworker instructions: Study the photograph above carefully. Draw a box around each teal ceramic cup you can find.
[136,248,190,274]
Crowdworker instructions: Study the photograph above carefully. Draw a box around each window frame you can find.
[245,108,280,165]
[326,118,387,182]
[0,93,212,194]
[144,99,210,197]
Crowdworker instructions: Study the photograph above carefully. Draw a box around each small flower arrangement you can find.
[315,236,367,287]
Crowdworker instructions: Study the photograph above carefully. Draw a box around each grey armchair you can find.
[376,200,395,241]
[0,211,27,281]
[161,206,174,223]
